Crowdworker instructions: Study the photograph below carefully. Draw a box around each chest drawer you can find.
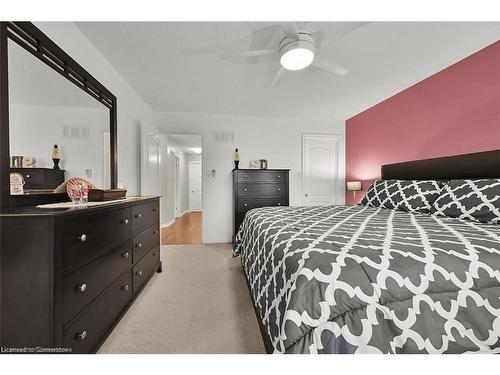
[133,247,160,294]
[62,239,133,324]
[237,183,288,197]
[237,197,288,214]
[236,171,288,183]
[133,224,160,263]
[61,207,132,272]
[63,270,133,353]
[19,169,43,189]
[132,200,159,234]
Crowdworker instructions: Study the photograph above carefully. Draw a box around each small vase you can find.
[52,158,60,170]
[234,160,239,170]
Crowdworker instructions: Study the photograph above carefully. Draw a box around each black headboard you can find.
[381,149,500,180]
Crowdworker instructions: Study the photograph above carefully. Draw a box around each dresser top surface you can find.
[0,196,159,218]
[232,169,290,172]
[11,167,66,171]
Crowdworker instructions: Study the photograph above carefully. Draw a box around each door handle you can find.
[305,193,309,197]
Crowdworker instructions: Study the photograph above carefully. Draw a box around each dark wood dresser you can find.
[232,169,290,241]
[11,167,65,192]
[0,196,161,353]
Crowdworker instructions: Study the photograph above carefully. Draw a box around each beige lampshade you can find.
[346,181,362,191]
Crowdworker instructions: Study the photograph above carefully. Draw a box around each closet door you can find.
[302,134,341,206]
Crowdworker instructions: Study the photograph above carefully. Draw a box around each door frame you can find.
[301,133,343,206]
[188,160,202,212]
[140,121,160,196]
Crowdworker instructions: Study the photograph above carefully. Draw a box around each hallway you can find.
[161,212,202,244]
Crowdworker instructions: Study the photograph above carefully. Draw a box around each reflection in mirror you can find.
[8,38,110,196]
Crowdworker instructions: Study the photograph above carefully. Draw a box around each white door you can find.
[302,134,340,206]
[189,161,202,211]
[140,121,160,196]
[173,155,180,217]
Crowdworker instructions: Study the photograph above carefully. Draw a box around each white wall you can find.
[10,104,108,187]
[153,111,345,243]
[35,22,154,195]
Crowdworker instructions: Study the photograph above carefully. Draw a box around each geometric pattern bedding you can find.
[361,180,442,213]
[234,205,500,354]
[432,179,500,224]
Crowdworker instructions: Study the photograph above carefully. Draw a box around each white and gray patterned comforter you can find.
[234,205,500,354]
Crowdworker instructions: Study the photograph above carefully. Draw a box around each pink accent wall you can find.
[345,41,500,205]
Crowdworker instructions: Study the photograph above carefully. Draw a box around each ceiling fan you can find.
[193,22,369,87]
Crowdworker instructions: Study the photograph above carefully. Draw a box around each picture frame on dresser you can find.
[0,22,161,354]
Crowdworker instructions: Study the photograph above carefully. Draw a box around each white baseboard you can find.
[161,219,175,229]
[203,236,232,244]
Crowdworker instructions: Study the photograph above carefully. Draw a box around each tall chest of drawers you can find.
[232,169,290,241]
[0,197,161,353]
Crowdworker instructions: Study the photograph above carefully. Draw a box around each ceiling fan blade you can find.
[271,67,286,88]
[219,49,275,60]
[279,22,300,39]
[312,22,370,48]
[312,56,349,76]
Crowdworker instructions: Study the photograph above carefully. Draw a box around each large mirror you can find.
[5,26,115,202]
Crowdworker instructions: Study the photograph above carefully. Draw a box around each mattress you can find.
[234,205,500,353]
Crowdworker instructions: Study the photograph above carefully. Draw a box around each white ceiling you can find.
[75,22,500,119]
[168,134,202,154]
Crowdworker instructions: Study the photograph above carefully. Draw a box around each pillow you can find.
[431,179,500,224]
[361,179,442,213]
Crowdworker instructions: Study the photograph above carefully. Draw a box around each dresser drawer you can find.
[63,270,133,353]
[133,224,160,263]
[19,169,43,189]
[61,207,132,271]
[62,239,133,324]
[133,247,160,294]
[237,183,288,197]
[236,171,288,183]
[132,200,159,234]
[237,197,288,214]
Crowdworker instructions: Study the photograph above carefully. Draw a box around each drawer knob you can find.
[77,234,87,242]
[136,270,143,276]
[152,207,158,212]
[76,283,87,293]
[244,188,248,192]
[121,251,130,258]
[136,242,142,248]
[278,203,281,206]
[122,285,130,292]
[26,174,31,178]
[77,330,87,340]
[135,213,142,218]
[277,175,281,178]
[243,175,247,178]
[153,230,159,234]
[153,252,157,256]
[121,218,129,224]
[244,203,248,207]
[277,188,281,191]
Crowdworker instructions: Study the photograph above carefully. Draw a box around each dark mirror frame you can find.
[0,22,118,209]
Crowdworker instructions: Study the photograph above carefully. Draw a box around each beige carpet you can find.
[98,244,266,354]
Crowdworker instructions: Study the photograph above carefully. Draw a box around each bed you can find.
[234,150,500,354]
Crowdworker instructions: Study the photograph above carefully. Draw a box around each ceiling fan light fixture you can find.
[279,34,315,71]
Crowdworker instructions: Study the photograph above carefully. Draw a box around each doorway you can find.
[302,134,342,206]
[161,134,203,245]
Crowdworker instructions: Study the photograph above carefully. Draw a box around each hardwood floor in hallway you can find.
[161,212,202,244]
